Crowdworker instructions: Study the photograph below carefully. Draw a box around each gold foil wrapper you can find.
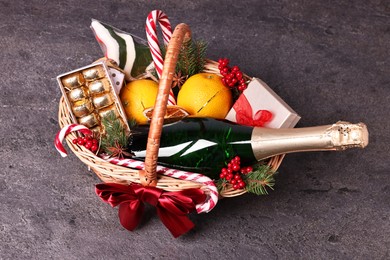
[68,87,89,102]
[58,61,130,135]
[88,78,111,95]
[93,93,114,109]
[78,113,99,128]
[98,104,120,119]
[61,72,84,89]
[72,99,94,118]
[90,125,103,134]
[82,66,106,81]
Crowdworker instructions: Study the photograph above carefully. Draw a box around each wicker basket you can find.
[58,23,285,198]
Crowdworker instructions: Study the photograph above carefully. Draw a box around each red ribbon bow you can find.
[95,183,206,238]
[234,94,272,127]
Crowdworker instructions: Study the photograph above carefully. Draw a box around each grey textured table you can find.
[1,1,389,259]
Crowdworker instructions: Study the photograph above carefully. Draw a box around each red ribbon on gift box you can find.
[234,94,273,127]
[95,183,206,238]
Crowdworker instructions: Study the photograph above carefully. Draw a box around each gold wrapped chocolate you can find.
[98,104,120,119]
[82,66,106,81]
[78,113,99,128]
[61,72,84,89]
[88,78,111,95]
[90,125,103,134]
[57,60,131,135]
[92,93,114,109]
[72,99,94,118]
[68,87,89,102]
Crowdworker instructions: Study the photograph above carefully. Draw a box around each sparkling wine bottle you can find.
[129,118,368,178]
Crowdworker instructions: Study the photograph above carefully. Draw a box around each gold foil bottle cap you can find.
[93,93,114,109]
[61,72,85,89]
[78,113,99,128]
[68,87,89,102]
[88,78,111,95]
[72,99,94,118]
[82,65,106,81]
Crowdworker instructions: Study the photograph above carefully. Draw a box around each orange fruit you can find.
[177,73,233,119]
[119,79,158,124]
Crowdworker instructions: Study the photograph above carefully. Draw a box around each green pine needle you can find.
[160,38,208,79]
[100,111,130,155]
[216,178,229,193]
[177,39,208,77]
[244,165,276,195]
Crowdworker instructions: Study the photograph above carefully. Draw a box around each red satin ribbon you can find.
[95,183,206,238]
[234,94,272,127]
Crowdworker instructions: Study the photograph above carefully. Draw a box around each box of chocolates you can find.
[57,61,130,134]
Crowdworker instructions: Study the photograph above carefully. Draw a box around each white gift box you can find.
[225,78,301,128]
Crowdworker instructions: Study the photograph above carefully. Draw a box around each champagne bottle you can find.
[129,118,368,178]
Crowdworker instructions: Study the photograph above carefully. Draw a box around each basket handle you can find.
[138,23,192,186]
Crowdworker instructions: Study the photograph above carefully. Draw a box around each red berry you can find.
[220,60,228,68]
[91,145,98,152]
[92,139,98,145]
[77,139,85,145]
[233,156,240,162]
[221,78,227,86]
[235,71,243,80]
[219,173,226,179]
[239,182,246,189]
[72,139,78,144]
[245,166,253,173]
[233,184,239,190]
[234,174,241,180]
[231,66,240,72]
[232,164,240,172]
[226,173,234,181]
[231,179,237,185]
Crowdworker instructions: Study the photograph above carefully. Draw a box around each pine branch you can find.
[100,111,130,156]
[216,178,229,193]
[194,40,208,74]
[179,40,192,76]
[159,38,208,79]
[244,165,276,195]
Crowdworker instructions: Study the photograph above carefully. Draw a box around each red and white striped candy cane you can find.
[104,156,219,213]
[145,10,176,105]
[55,124,92,157]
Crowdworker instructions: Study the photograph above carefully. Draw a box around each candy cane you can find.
[145,10,176,105]
[55,124,92,157]
[104,156,218,213]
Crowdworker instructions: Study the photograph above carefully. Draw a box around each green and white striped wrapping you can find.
[91,19,153,81]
